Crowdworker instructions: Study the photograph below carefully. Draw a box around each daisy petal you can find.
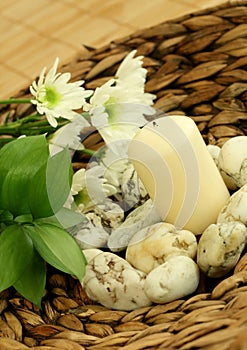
[29,57,92,127]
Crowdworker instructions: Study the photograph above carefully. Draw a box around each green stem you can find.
[80,149,96,156]
[0,124,19,135]
[0,118,50,136]
[0,98,31,105]
[20,127,55,135]
[16,113,41,123]
[0,113,55,136]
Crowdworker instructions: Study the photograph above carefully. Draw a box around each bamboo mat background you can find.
[0,0,225,99]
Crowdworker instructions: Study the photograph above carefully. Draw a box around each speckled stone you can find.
[83,251,152,310]
[197,221,247,278]
[217,184,247,225]
[144,255,200,303]
[108,198,161,252]
[218,136,247,190]
[68,217,109,249]
[126,222,197,273]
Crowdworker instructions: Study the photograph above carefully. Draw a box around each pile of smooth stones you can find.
[70,135,247,311]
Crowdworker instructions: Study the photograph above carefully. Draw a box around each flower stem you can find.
[16,113,41,123]
[0,125,19,135]
[80,149,95,156]
[0,114,40,136]
[0,114,68,137]
[0,98,31,105]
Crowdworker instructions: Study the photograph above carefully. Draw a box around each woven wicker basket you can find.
[1,1,247,349]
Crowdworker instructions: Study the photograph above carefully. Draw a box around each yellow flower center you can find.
[75,188,90,207]
[39,85,62,108]
[105,96,117,106]
[105,102,124,125]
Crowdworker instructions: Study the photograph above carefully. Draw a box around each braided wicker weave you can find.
[1,1,247,349]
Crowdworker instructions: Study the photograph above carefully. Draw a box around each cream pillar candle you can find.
[128,115,230,234]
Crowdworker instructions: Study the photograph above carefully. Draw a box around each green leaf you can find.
[28,147,72,219]
[14,214,33,224]
[0,225,34,291]
[54,207,87,229]
[27,162,53,218]
[0,135,73,220]
[14,248,46,308]
[0,210,13,223]
[35,207,87,230]
[27,223,86,281]
[0,135,48,216]
[46,148,72,214]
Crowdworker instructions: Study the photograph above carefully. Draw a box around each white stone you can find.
[88,199,124,229]
[207,144,221,168]
[69,217,109,249]
[121,162,148,208]
[217,184,247,225]
[82,248,103,263]
[83,252,152,310]
[125,222,197,274]
[218,136,247,189]
[108,198,161,252]
[144,255,200,304]
[81,249,103,285]
[197,221,247,278]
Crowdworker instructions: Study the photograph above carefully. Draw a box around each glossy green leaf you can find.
[0,210,13,223]
[13,248,46,308]
[0,135,73,220]
[0,225,34,291]
[28,148,72,219]
[27,162,53,219]
[14,214,33,224]
[27,223,86,281]
[46,148,72,214]
[54,207,87,229]
[0,135,48,216]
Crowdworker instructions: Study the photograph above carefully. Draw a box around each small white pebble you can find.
[197,221,247,278]
[217,184,247,225]
[108,199,161,252]
[82,248,103,263]
[207,144,221,168]
[83,252,152,310]
[69,217,109,249]
[126,222,197,273]
[218,136,247,189]
[144,255,200,304]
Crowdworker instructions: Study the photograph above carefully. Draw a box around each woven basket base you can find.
[1,1,247,349]
[0,258,246,350]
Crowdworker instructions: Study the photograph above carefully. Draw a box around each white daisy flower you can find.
[83,50,156,153]
[66,165,118,212]
[116,50,153,102]
[90,102,155,149]
[30,57,93,128]
[84,50,155,113]
[89,143,148,209]
[71,168,87,196]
